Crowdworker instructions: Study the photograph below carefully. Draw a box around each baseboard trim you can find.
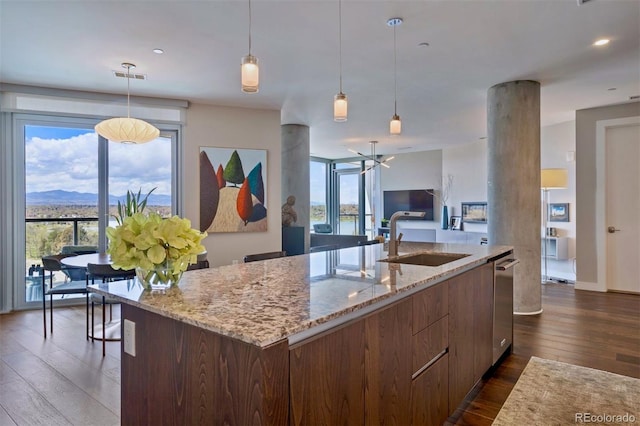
[575,281,606,292]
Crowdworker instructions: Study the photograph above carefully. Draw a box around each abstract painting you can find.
[199,147,267,233]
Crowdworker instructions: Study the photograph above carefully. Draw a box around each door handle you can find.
[608,226,621,233]
[496,259,520,271]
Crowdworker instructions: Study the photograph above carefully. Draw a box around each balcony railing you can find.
[26,217,99,245]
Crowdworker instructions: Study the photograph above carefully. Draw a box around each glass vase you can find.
[136,262,182,291]
[441,205,449,230]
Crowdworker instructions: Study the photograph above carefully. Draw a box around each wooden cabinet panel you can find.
[413,282,448,334]
[448,263,495,414]
[411,354,449,426]
[121,304,289,426]
[448,268,478,412]
[365,299,413,425]
[289,321,365,425]
[412,316,448,374]
[473,263,494,381]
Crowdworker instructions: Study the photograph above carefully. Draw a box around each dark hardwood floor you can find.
[0,283,638,425]
[448,283,640,425]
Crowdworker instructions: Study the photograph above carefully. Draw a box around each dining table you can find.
[60,252,113,269]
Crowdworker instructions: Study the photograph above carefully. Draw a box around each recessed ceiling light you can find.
[607,87,617,91]
[418,42,430,47]
[593,39,610,46]
[152,48,164,54]
[479,136,487,140]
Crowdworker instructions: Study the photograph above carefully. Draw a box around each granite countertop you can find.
[90,242,512,348]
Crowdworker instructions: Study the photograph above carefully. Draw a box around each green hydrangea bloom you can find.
[107,212,207,276]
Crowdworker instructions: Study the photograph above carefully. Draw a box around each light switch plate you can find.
[124,319,136,356]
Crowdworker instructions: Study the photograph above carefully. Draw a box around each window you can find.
[17,116,179,308]
[310,160,328,227]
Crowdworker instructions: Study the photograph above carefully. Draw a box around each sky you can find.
[25,125,359,205]
[25,125,172,196]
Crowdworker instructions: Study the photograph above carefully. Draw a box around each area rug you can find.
[492,356,640,425]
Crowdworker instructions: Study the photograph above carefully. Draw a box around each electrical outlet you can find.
[124,319,136,356]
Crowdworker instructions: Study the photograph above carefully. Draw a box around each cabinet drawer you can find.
[412,316,448,375]
[413,282,448,334]
[411,353,448,426]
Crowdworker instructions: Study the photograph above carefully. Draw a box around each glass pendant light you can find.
[334,0,348,121]
[95,63,160,144]
[241,0,259,93]
[388,18,402,135]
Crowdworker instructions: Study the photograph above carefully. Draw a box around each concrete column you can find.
[487,80,542,314]
[281,124,310,252]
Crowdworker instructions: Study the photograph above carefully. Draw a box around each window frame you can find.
[8,113,181,310]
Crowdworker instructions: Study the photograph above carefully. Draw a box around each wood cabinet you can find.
[290,288,451,426]
[474,263,494,379]
[411,354,449,426]
[365,299,412,425]
[121,261,499,425]
[448,262,494,412]
[120,305,289,425]
[289,321,365,425]
[412,281,448,334]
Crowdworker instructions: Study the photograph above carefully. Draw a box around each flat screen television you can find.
[383,189,434,221]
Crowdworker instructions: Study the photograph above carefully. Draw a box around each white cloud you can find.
[25,133,172,195]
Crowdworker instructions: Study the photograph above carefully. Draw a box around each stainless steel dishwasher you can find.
[492,253,519,365]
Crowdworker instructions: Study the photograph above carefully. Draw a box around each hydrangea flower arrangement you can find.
[107,212,207,287]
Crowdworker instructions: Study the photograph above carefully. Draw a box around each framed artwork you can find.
[199,147,267,233]
[548,203,569,222]
[461,202,488,223]
[450,216,462,230]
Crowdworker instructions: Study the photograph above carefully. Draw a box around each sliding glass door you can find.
[16,115,178,309]
[334,164,363,236]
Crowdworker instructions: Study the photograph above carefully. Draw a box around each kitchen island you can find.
[91,242,513,425]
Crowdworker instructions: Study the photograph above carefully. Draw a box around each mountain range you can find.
[26,190,172,206]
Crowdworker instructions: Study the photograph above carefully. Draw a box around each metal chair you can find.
[41,254,89,339]
[186,251,210,270]
[243,251,287,263]
[309,244,339,253]
[358,239,382,246]
[313,223,333,234]
[87,263,135,356]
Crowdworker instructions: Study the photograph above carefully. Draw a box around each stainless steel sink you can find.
[379,252,471,267]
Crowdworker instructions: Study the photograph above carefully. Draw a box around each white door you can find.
[606,123,640,293]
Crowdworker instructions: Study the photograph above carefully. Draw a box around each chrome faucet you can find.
[388,211,426,256]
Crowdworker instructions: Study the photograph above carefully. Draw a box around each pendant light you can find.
[348,141,395,174]
[95,63,160,144]
[241,0,259,93]
[333,0,347,121]
[388,17,402,135]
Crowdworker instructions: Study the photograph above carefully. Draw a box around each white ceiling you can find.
[1,0,638,159]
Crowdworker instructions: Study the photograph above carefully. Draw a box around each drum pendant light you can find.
[95,63,160,144]
[241,0,259,93]
[334,0,348,121]
[388,18,403,135]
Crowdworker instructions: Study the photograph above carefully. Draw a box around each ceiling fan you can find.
[348,141,395,174]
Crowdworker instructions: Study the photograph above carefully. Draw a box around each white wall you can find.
[183,104,281,267]
[380,150,443,192]
[380,122,578,280]
[379,150,442,229]
[442,139,488,233]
